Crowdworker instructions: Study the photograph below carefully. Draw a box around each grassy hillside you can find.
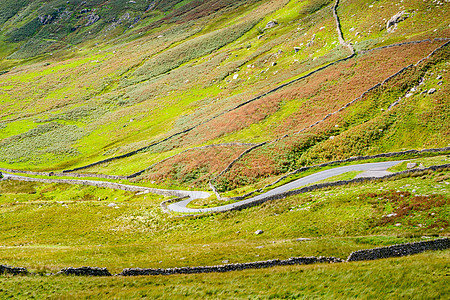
[0,0,448,186]
[0,1,449,297]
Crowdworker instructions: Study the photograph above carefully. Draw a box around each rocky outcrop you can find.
[85,14,100,27]
[347,238,450,261]
[265,20,278,29]
[387,11,409,33]
[56,266,111,276]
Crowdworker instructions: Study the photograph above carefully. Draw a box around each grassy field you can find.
[0,250,449,299]
[0,169,448,274]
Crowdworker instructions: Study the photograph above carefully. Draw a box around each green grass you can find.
[0,1,448,297]
[1,0,447,180]
[0,250,448,299]
[2,169,446,274]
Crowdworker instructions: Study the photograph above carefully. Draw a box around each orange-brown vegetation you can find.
[143,144,250,188]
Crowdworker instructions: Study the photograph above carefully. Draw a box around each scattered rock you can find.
[407,162,417,169]
[296,238,312,242]
[38,15,55,25]
[265,20,278,29]
[294,47,301,53]
[271,62,277,66]
[85,13,100,27]
[222,260,229,264]
[428,88,436,94]
[233,74,239,80]
[436,75,442,80]
[437,81,443,85]
[386,11,408,32]
[255,230,264,235]
[107,203,117,207]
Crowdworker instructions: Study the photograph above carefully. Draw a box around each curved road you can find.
[2,161,402,214]
[168,161,403,213]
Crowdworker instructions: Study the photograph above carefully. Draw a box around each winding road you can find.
[1,161,403,214]
[168,160,402,213]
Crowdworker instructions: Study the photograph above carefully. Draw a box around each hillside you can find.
[0,0,449,298]
[0,0,448,191]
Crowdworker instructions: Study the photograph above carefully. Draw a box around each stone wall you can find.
[5,176,186,198]
[347,238,450,262]
[359,38,450,54]
[118,256,343,276]
[56,267,111,276]
[0,168,127,180]
[1,238,449,277]
[0,264,28,275]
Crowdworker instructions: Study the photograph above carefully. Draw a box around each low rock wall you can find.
[0,265,28,275]
[118,256,343,276]
[347,238,450,262]
[2,239,449,277]
[5,176,186,198]
[56,267,112,277]
[0,168,126,180]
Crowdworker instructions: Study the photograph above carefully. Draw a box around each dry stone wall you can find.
[118,256,343,276]
[2,238,449,277]
[347,238,450,262]
[56,267,112,277]
[4,176,186,198]
[0,265,28,275]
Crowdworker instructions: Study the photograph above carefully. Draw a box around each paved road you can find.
[1,161,402,214]
[168,161,402,214]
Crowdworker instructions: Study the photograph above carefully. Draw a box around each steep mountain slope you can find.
[0,0,449,194]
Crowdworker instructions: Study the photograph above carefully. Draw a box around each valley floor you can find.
[1,250,448,299]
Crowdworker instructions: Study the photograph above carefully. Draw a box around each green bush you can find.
[7,18,41,42]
